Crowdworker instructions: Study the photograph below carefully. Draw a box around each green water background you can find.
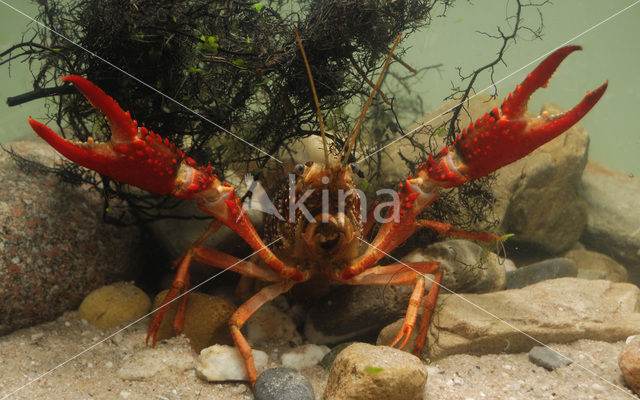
[1,1,638,175]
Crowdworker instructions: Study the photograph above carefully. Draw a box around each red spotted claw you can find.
[423,46,608,188]
[28,75,214,199]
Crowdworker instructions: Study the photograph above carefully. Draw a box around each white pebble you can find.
[64,321,71,327]
[119,391,131,399]
[196,345,268,382]
[626,335,638,344]
[281,344,330,370]
[105,361,113,368]
[591,383,605,391]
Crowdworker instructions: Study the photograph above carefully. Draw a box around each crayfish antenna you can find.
[340,34,402,165]
[295,28,330,167]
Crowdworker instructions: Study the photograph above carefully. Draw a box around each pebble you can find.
[196,344,268,382]
[280,344,330,370]
[322,342,428,400]
[78,282,151,329]
[151,290,235,352]
[619,335,640,395]
[528,346,572,371]
[254,367,314,400]
[504,258,578,289]
[245,303,302,348]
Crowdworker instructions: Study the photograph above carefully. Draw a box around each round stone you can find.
[254,367,314,400]
[78,282,150,329]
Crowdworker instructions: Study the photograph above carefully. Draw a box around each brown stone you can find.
[78,282,151,329]
[322,343,428,400]
[152,290,235,352]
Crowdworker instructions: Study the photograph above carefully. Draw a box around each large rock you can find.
[379,277,640,359]
[322,343,428,400]
[402,239,507,293]
[0,141,142,335]
[580,162,640,284]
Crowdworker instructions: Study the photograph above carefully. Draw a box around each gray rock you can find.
[322,343,428,400]
[254,367,314,400]
[304,284,412,346]
[0,141,142,335]
[528,346,572,370]
[379,278,640,359]
[580,162,640,284]
[402,239,507,293]
[505,258,578,289]
[563,249,628,282]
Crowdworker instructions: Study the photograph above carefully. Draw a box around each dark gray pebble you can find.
[528,346,572,371]
[505,258,578,289]
[254,367,314,400]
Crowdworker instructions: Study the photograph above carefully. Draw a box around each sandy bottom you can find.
[0,311,637,400]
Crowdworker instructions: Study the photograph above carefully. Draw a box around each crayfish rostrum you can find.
[28,39,607,385]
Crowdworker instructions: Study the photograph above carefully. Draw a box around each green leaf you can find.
[434,126,446,136]
[501,233,515,241]
[197,35,219,54]
[232,58,245,67]
[364,366,383,375]
[251,2,263,11]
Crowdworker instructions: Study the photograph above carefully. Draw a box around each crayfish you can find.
[28,35,607,386]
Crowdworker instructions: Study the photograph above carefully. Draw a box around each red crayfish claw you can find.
[425,46,608,188]
[28,75,215,199]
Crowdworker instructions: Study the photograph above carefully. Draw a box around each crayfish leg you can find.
[344,262,442,354]
[228,280,296,386]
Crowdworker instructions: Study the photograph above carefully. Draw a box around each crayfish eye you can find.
[294,163,305,175]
